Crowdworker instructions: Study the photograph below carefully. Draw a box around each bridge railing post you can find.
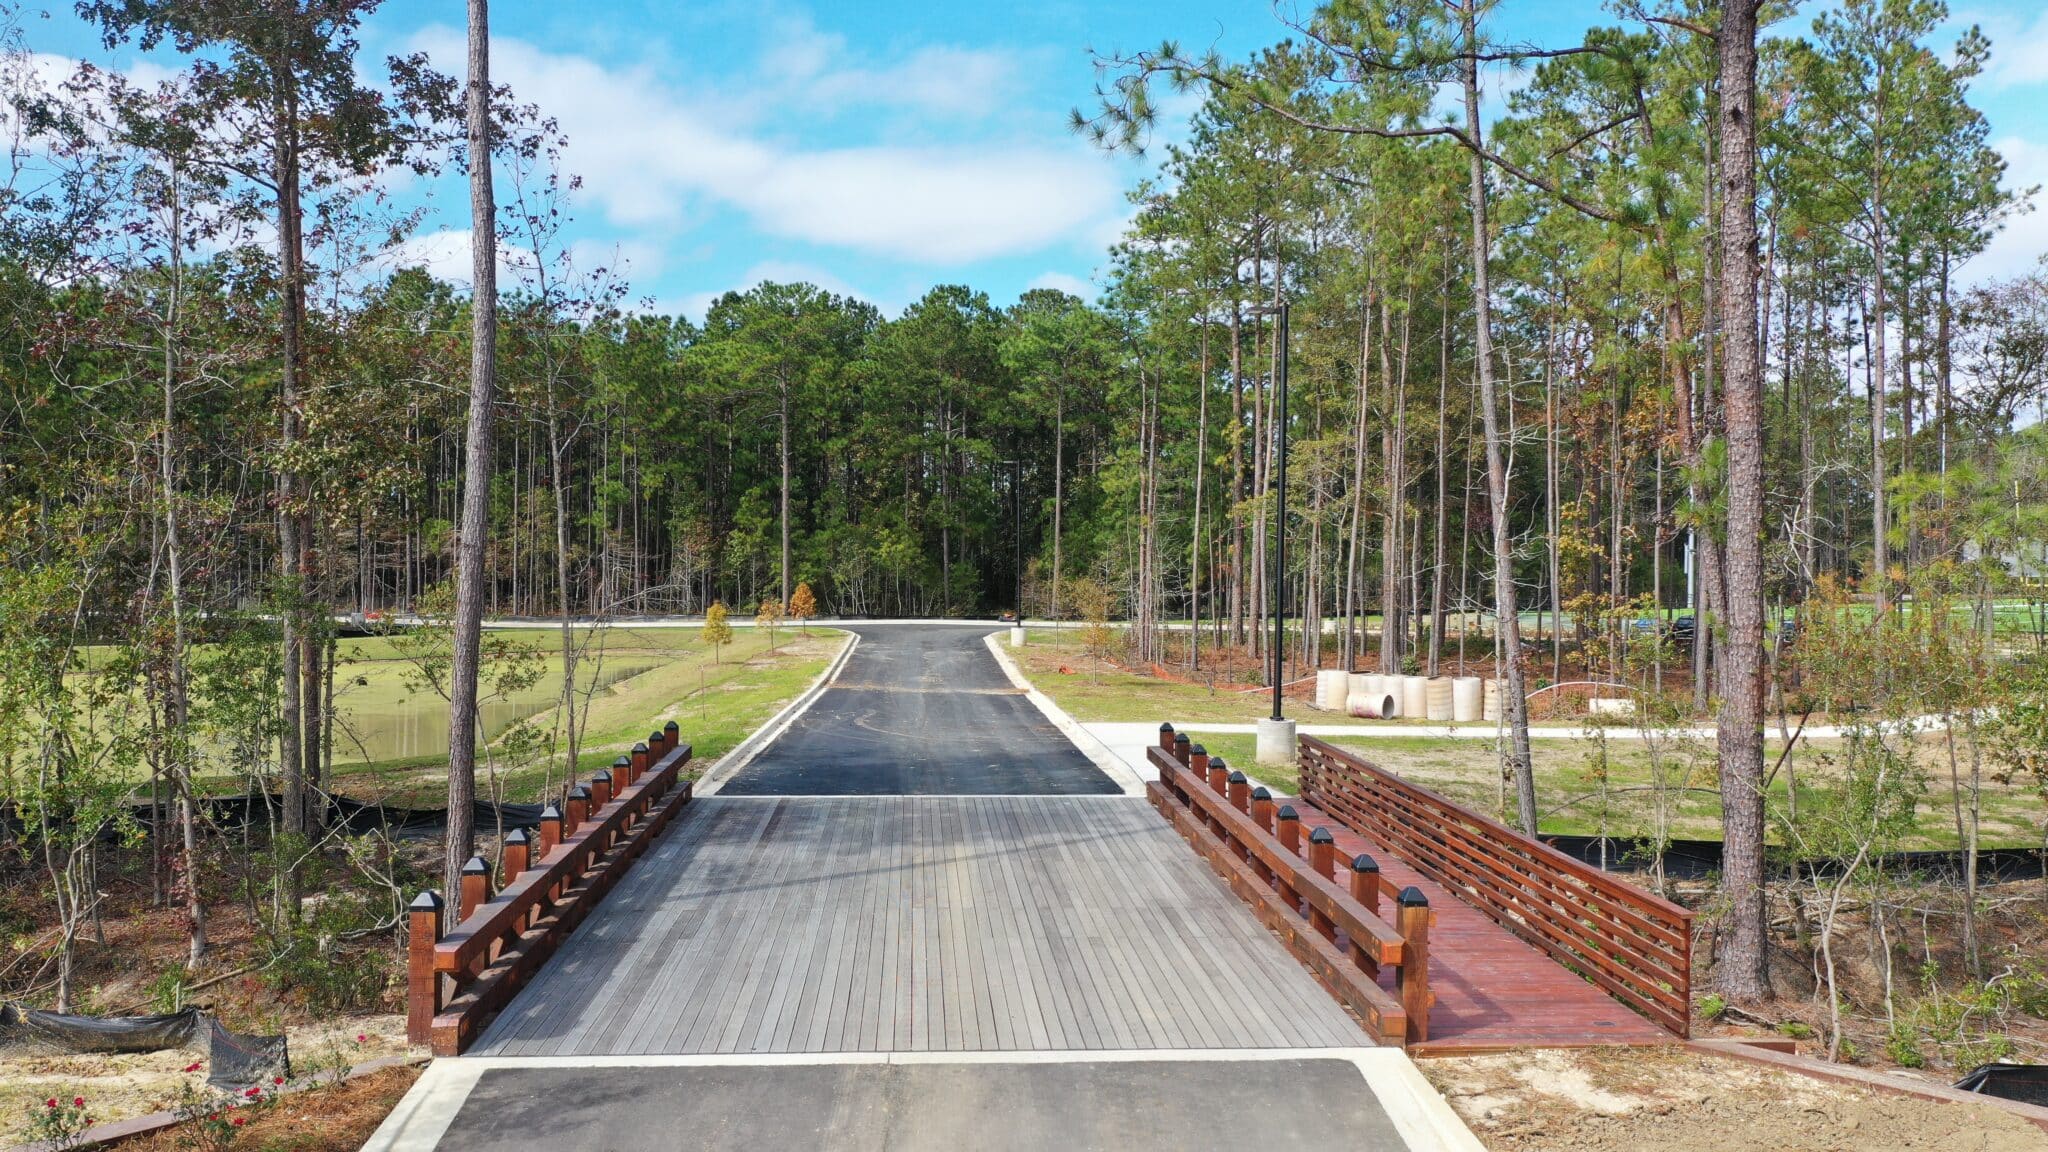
[1158,723,1176,753]
[459,855,492,923]
[1350,854,1382,977]
[1307,829,1337,942]
[1396,886,1432,1045]
[407,890,444,1045]
[1274,806,1301,912]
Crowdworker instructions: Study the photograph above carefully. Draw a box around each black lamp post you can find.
[1253,301,1290,722]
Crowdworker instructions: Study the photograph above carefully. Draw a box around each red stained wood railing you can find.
[1297,735,1693,1037]
[1144,727,1430,1047]
[407,720,694,1055]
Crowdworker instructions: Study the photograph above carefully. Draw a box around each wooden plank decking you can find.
[1279,793,1676,1055]
[473,796,1368,1055]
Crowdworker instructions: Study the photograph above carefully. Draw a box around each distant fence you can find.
[1300,736,1693,1037]
[407,722,694,1055]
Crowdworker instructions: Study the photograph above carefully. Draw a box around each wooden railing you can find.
[1298,736,1693,1037]
[1145,725,1433,1047]
[407,721,694,1055]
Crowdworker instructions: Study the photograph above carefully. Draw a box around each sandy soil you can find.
[1422,1047,2048,1152]
[0,1014,411,1146]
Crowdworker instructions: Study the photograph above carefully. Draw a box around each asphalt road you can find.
[717,622,1118,796]
[432,1060,1409,1152]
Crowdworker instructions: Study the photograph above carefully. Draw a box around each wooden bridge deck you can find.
[1281,794,1676,1055]
[474,795,1368,1056]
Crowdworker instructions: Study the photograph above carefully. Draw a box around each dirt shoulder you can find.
[1421,1046,2046,1152]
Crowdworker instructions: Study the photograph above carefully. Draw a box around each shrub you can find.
[25,1093,93,1151]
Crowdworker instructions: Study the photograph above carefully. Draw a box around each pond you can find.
[328,659,659,763]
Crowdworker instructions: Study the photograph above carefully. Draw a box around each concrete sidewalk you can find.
[362,1050,1483,1152]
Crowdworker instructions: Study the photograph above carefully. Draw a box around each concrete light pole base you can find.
[1009,626,1026,648]
[1256,716,1298,766]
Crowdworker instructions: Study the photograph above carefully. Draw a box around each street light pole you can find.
[1252,300,1296,765]
[1270,301,1289,723]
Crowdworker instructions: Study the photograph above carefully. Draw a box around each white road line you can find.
[985,633,1148,796]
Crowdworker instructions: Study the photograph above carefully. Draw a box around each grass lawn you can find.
[35,625,844,808]
[1173,730,2044,852]
[323,626,844,806]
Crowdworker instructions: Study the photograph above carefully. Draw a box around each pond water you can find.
[330,659,658,763]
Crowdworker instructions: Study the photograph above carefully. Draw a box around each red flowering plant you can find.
[172,1079,280,1152]
[23,1091,92,1151]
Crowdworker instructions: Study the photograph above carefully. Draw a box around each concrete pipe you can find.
[1316,669,1350,711]
[1451,676,1483,722]
[1345,673,1376,717]
[1345,691,1399,719]
[1484,679,1502,722]
[1425,677,1454,721]
[1402,676,1428,720]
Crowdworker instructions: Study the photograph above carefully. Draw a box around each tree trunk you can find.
[446,0,498,924]
[1714,0,1771,1003]
[1460,3,1538,834]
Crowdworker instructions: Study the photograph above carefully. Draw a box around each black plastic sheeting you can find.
[1537,834,2047,884]
[1954,1063,2048,1107]
[0,1003,288,1087]
[0,794,547,842]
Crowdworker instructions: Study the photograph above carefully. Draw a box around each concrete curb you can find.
[1687,1039,2048,1134]
[984,633,1147,796]
[693,630,859,797]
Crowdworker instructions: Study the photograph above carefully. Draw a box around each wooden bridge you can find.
[381,623,1693,1151]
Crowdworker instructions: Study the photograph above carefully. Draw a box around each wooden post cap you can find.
[664,720,680,737]
[612,753,632,788]
[649,730,664,748]
[1277,805,1299,822]
[409,890,443,916]
[1226,771,1249,812]
[1189,743,1207,758]
[1351,853,1379,874]
[1227,770,1247,784]
[506,826,531,845]
[458,856,491,920]
[1251,785,1272,801]
[632,741,650,755]
[1309,826,1333,845]
[538,804,563,853]
[1276,805,1300,852]
[1158,723,1175,750]
[1173,732,1192,758]
[1397,886,1429,907]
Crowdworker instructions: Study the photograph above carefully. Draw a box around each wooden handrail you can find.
[1144,730,1430,1047]
[1298,735,1693,1038]
[407,719,694,1054]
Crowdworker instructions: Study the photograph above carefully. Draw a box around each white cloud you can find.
[1981,10,2048,90]
[378,228,529,290]
[409,28,1122,265]
[1026,270,1094,299]
[762,13,1017,121]
[1958,134,2048,285]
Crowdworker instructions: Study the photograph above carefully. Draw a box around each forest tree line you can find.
[3,0,2048,1010]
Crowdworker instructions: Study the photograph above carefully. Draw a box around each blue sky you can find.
[18,1,2048,320]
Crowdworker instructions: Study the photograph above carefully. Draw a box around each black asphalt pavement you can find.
[433,1060,1407,1152]
[717,623,1119,795]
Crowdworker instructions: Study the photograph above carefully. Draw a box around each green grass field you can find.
[27,625,844,807]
